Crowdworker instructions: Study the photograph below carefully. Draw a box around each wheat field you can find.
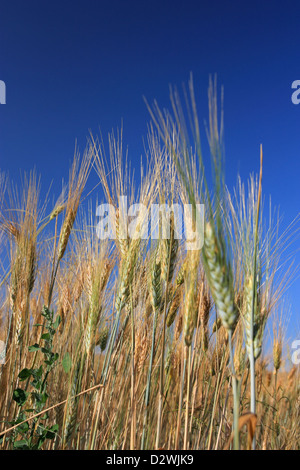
[0,78,299,450]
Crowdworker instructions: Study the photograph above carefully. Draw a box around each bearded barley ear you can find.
[145,302,153,318]
[85,306,96,356]
[135,329,148,373]
[166,305,177,328]
[115,239,139,312]
[15,308,24,345]
[61,285,71,317]
[161,214,178,283]
[10,273,18,311]
[116,207,128,260]
[288,366,296,385]
[166,286,182,327]
[168,350,179,382]
[43,279,50,306]
[201,330,209,352]
[243,273,266,360]
[5,221,20,240]
[266,371,272,388]
[243,274,255,358]
[158,285,174,315]
[273,339,282,371]
[57,209,77,262]
[165,348,173,375]
[27,249,36,294]
[73,274,83,303]
[115,260,130,312]
[254,304,268,360]
[115,277,129,312]
[96,326,109,351]
[253,329,263,360]
[168,237,178,282]
[203,222,238,331]
[49,204,65,220]
[175,312,183,341]
[100,260,113,291]
[212,317,222,333]
[199,289,211,328]
[176,262,185,286]
[184,292,195,347]
[199,287,211,351]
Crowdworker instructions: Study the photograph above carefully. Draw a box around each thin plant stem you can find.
[228,330,240,450]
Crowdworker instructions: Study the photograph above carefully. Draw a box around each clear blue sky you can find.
[0,1,299,341]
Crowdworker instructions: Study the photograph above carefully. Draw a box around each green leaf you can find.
[17,421,29,433]
[62,352,72,373]
[41,347,51,355]
[18,368,32,381]
[41,333,50,340]
[45,430,56,440]
[13,439,29,450]
[32,392,42,403]
[31,365,43,379]
[50,423,59,432]
[41,392,48,404]
[14,411,26,423]
[31,378,42,390]
[53,315,61,330]
[37,438,45,449]
[28,343,40,352]
[53,353,59,362]
[42,305,52,319]
[13,388,28,406]
[40,412,49,420]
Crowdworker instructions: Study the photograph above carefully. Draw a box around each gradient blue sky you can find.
[0,1,299,341]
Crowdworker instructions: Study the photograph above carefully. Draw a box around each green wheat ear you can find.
[243,273,266,361]
[203,222,238,332]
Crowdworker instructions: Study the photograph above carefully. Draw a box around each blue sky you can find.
[0,1,299,342]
